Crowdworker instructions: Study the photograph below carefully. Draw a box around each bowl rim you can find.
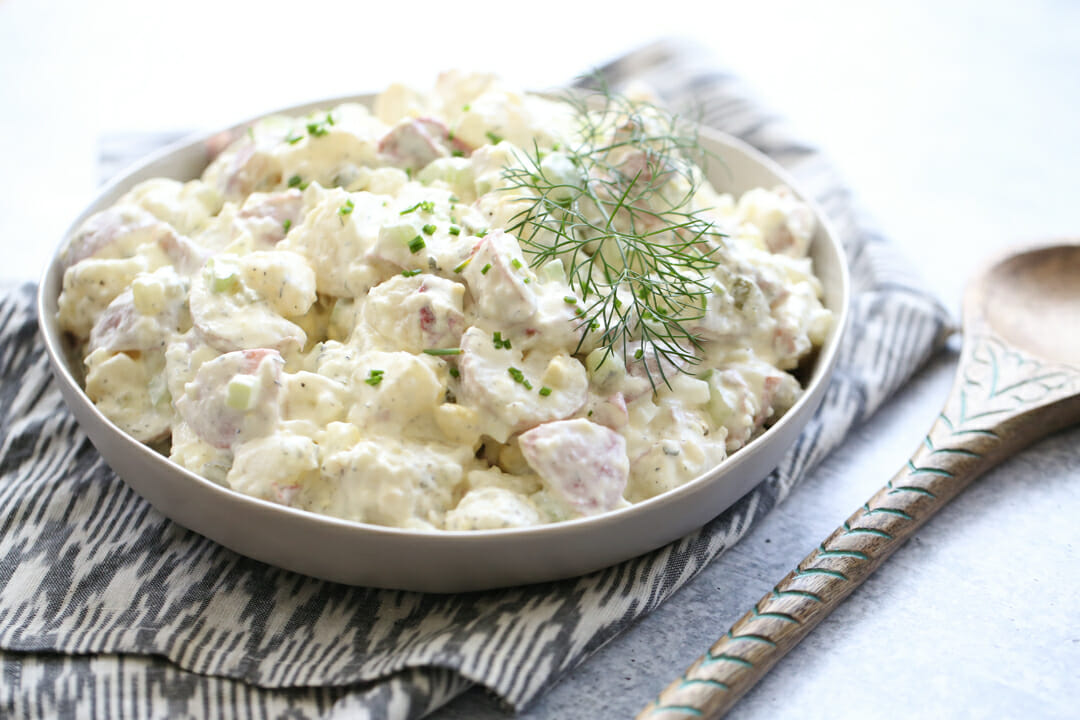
[36,91,851,546]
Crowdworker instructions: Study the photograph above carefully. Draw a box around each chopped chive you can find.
[401,268,422,277]
[462,104,471,112]
[448,225,461,236]
[511,258,523,270]
[480,263,492,275]
[338,198,355,216]
[287,175,303,188]
[476,229,488,237]
[282,219,292,233]
[408,236,426,254]
[285,132,303,145]
[539,386,552,397]
[400,200,435,215]
[492,332,511,350]
[451,149,465,157]
[508,367,532,390]
[563,296,577,304]
[485,130,503,144]
[307,122,329,137]
[449,367,460,378]
[422,223,436,235]
[449,196,460,203]
[365,369,385,386]
[325,112,335,126]
[423,348,463,356]
[634,348,644,360]
[453,257,471,273]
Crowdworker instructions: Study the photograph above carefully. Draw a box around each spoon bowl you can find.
[974,243,1080,365]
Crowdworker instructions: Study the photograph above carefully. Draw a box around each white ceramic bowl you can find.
[37,95,849,593]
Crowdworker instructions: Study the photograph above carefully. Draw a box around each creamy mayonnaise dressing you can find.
[58,72,831,531]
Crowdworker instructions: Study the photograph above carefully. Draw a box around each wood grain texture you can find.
[639,240,1080,719]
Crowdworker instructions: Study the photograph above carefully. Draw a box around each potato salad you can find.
[57,73,832,531]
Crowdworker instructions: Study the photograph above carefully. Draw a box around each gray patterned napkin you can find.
[0,38,951,719]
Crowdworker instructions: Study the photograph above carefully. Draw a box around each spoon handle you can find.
[635,432,983,719]
[637,333,1080,720]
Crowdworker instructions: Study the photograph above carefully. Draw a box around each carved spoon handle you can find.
[635,423,985,719]
[637,330,1080,719]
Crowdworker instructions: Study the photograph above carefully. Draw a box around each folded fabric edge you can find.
[0,646,487,720]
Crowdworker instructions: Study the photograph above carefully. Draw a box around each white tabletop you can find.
[3,0,1078,717]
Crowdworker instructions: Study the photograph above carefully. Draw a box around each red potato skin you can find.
[377,117,471,170]
[62,207,165,270]
[519,420,628,515]
[176,349,282,449]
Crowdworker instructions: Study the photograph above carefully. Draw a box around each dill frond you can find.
[501,87,727,388]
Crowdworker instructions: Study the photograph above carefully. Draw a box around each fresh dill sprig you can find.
[501,87,726,387]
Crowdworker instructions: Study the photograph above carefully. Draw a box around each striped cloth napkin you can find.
[0,38,951,719]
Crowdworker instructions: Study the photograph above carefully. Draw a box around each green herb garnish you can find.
[507,367,532,390]
[400,200,435,215]
[408,236,426,254]
[501,87,726,387]
[365,369,385,386]
[423,348,463,356]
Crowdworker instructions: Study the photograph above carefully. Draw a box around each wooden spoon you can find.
[639,239,1080,719]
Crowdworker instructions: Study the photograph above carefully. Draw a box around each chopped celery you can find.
[538,259,567,284]
[226,375,259,411]
[206,258,240,293]
[585,347,625,389]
